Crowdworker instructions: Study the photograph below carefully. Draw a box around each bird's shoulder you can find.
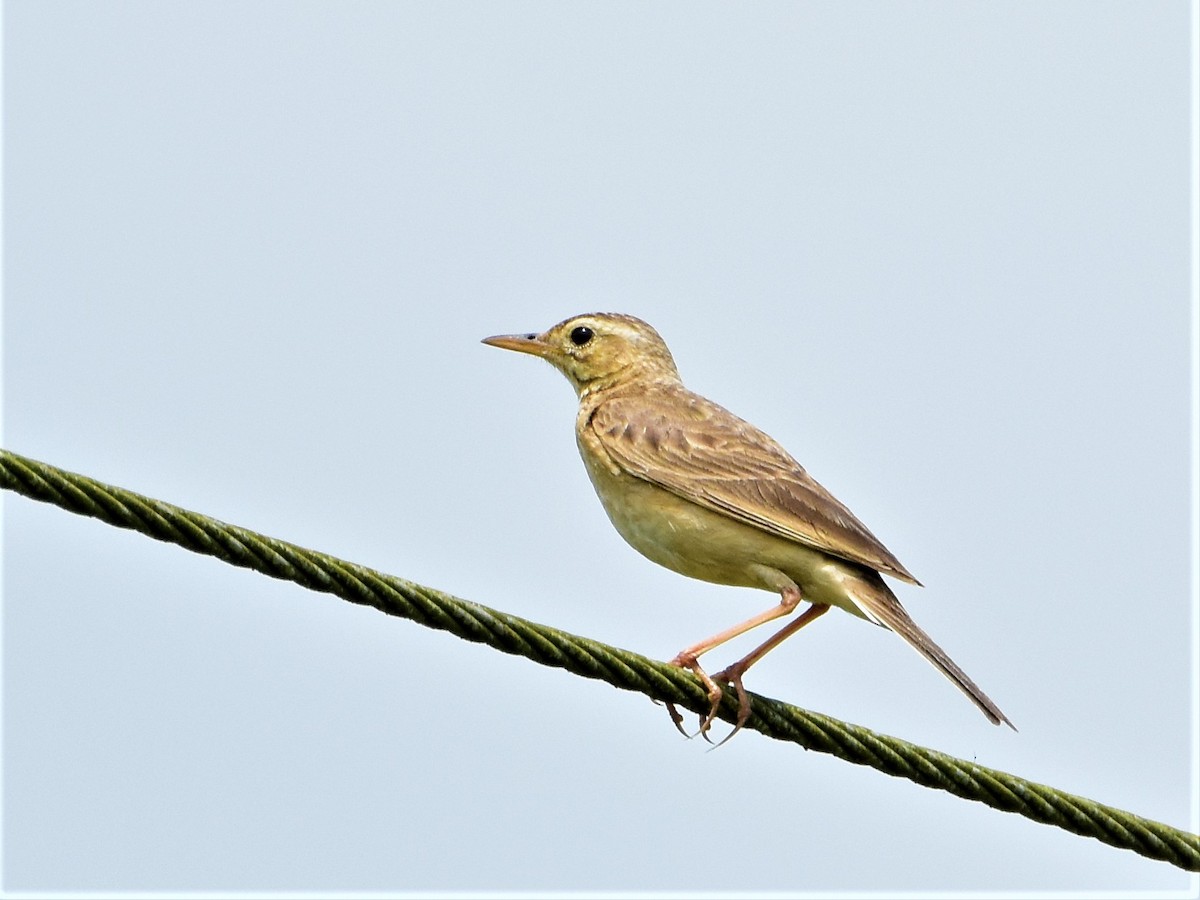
[587,383,797,474]
[586,383,921,585]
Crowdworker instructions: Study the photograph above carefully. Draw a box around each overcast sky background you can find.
[2,2,1196,895]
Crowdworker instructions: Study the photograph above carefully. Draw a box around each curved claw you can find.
[696,693,724,741]
[661,700,691,738]
[708,664,753,747]
[669,652,727,740]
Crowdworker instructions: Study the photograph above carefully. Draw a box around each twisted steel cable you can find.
[2,447,1196,872]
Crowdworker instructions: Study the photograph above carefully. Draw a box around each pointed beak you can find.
[481,332,554,358]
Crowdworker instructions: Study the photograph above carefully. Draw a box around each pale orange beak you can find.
[481,332,554,358]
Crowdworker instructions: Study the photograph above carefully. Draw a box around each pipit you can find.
[483,313,1014,738]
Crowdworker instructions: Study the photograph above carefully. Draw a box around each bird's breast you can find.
[576,427,830,593]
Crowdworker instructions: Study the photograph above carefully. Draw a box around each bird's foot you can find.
[708,662,753,747]
[652,697,690,737]
[668,651,726,740]
[662,657,724,739]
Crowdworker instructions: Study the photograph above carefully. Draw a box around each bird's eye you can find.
[569,326,594,346]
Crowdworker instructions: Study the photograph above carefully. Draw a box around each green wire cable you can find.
[2,447,1197,873]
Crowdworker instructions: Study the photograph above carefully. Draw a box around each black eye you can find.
[569,326,594,346]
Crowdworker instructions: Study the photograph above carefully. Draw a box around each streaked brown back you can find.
[589,385,921,585]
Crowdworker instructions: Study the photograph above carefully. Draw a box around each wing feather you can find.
[590,389,921,585]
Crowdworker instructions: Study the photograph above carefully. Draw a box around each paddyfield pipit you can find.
[483,313,1013,737]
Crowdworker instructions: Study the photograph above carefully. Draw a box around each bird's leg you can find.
[711,602,831,744]
[667,585,805,738]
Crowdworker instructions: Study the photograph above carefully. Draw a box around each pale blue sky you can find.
[3,1,1196,894]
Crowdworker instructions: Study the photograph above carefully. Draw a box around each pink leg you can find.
[710,603,831,744]
[666,586,805,738]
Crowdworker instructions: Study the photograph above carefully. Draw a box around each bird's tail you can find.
[850,576,1016,730]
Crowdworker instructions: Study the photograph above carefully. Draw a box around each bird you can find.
[482,312,1014,739]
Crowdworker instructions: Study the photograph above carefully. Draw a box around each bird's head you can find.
[483,313,680,396]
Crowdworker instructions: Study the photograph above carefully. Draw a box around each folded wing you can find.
[590,389,921,585]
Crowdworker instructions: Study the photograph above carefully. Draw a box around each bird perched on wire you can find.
[483,312,1013,740]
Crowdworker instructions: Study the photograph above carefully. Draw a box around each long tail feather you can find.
[852,579,1016,730]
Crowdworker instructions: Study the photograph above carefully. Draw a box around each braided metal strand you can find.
[2,447,1196,872]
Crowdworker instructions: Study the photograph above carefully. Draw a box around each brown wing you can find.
[589,388,921,585]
